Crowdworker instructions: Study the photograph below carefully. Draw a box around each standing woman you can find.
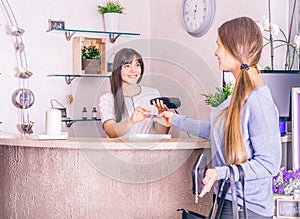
[99,48,169,138]
[161,17,281,218]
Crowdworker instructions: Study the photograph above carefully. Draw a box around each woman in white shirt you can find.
[99,48,169,138]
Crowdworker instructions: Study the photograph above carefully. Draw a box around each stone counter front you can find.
[0,137,211,219]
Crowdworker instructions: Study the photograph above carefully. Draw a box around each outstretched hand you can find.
[159,111,175,127]
[199,168,218,197]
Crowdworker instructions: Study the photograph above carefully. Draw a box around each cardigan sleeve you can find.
[171,114,210,139]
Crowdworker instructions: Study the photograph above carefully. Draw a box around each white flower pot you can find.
[103,13,120,32]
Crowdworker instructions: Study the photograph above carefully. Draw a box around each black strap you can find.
[213,180,230,219]
[207,181,224,218]
[237,165,247,218]
[214,166,247,219]
[206,165,247,219]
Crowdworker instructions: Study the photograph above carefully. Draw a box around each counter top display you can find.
[0,135,291,218]
[0,136,212,218]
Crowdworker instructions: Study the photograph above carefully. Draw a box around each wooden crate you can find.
[73,37,106,74]
[275,196,300,218]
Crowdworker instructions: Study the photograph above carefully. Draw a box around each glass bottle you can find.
[82,107,88,120]
[92,107,97,119]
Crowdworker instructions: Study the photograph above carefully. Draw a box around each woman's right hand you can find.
[159,111,175,127]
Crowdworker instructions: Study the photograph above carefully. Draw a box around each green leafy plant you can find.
[81,46,100,60]
[201,83,233,107]
[98,0,125,14]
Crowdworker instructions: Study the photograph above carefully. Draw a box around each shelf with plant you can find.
[47,1,137,43]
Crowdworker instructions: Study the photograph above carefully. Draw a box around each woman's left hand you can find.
[151,99,169,114]
[199,168,218,197]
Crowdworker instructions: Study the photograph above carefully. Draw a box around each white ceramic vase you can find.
[103,13,120,32]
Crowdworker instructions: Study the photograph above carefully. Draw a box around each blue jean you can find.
[220,200,273,219]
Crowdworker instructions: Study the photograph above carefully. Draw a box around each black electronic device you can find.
[260,70,300,121]
[150,97,181,109]
[192,154,208,203]
[223,70,300,122]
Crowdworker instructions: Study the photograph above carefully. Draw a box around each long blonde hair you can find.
[218,17,263,165]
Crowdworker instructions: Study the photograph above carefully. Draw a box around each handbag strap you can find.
[237,165,247,218]
[229,165,248,219]
[207,181,223,218]
[213,180,230,218]
[229,166,239,219]
[214,165,248,219]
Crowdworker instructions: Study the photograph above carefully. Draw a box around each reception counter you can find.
[0,136,211,219]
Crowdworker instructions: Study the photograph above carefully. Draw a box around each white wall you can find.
[0,0,289,137]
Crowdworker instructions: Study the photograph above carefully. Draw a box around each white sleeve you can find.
[98,93,115,123]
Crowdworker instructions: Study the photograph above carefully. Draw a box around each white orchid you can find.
[258,15,299,70]
[270,23,280,35]
[260,0,298,70]
[262,16,270,30]
[294,34,300,50]
[260,16,280,35]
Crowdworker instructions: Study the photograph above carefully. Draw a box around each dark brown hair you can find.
[110,48,144,122]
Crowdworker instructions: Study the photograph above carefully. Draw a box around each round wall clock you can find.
[181,0,216,37]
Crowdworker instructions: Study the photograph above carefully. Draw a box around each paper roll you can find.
[46,108,61,135]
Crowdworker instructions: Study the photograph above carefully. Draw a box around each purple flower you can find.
[295,169,300,179]
[277,185,285,195]
[273,172,280,180]
[272,183,277,193]
[273,167,300,195]
[283,173,290,183]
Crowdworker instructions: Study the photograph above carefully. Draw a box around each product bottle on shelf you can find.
[82,107,88,120]
[92,107,97,119]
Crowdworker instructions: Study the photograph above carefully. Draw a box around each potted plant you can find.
[201,83,233,107]
[81,45,100,74]
[98,0,125,32]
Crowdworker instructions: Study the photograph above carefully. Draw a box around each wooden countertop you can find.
[0,132,290,150]
[0,136,210,150]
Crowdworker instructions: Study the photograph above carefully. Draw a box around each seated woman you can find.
[99,48,169,138]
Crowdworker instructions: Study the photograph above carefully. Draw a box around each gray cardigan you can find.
[172,85,282,217]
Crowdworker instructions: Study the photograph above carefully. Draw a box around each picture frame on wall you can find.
[292,87,300,169]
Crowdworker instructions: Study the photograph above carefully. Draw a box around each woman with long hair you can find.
[99,48,169,138]
[161,17,281,218]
